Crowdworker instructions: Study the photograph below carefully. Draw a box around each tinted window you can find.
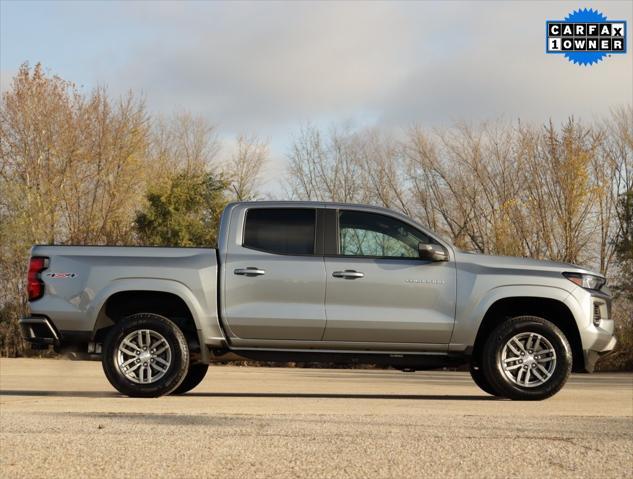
[244,208,316,255]
[339,210,431,258]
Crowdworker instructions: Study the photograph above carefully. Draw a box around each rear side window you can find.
[243,208,316,255]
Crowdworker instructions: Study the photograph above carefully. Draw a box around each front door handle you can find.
[234,267,266,277]
[332,270,365,279]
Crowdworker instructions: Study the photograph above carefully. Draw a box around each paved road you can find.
[1,359,631,478]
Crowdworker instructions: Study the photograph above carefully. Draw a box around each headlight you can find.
[563,272,606,291]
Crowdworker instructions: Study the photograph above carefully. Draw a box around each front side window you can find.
[244,208,316,255]
[339,210,431,258]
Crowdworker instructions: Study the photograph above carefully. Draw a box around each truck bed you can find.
[28,245,220,344]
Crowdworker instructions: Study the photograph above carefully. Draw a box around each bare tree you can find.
[225,134,269,200]
[150,112,220,182]
[286,124,371,203]
[357,128,411,215]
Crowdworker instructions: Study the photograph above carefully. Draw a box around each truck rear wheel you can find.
[102,313,189,398]
[481,316,572,401]
[170,364,209,395]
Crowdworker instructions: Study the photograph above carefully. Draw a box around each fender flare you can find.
[450,284,577,350]
[89,278,225,353]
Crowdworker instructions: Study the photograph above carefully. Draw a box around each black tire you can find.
[170,363,209,395]
[482,315,572,401]
[469,362,501,396]
[102,313,189,398]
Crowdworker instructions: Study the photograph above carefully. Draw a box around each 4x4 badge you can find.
[45,272,78,279]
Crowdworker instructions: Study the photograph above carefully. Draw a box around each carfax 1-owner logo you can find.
[546,8,627,65]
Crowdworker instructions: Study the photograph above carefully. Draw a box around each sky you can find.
[1,0,632,194]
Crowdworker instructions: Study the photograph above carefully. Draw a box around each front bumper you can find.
[580,290,617,372]
[583,320,617,372]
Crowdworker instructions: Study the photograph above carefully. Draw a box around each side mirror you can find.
[418,243,448,262]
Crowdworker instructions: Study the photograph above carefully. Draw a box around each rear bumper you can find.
[19,317,59,347]
[19,316,91,351]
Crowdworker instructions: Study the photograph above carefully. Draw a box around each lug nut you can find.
[523,365,528,370]
[136,359,140,363]
[531,364,536,368]
[520,352,525,356]
[518,359,523,364]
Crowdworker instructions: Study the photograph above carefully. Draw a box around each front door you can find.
[323,209,456,344]
[222,207,326,341]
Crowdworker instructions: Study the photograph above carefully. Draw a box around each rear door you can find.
[323,209,456,344]
[222,206,327,341]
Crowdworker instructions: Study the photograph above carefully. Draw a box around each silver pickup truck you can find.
[20,201,616,400]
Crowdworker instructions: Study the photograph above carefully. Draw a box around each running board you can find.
[210,348,466,370]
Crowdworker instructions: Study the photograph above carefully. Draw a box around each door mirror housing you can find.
[418,243,448,262]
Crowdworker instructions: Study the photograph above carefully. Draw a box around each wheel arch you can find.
[94,290,195,336]
[90,280,219,362]
[472,296,584,372]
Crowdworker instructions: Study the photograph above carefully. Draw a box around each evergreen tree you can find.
[134,172,228,247]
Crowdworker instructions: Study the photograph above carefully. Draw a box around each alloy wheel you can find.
[500,332,557,388]
[116,329,172,384]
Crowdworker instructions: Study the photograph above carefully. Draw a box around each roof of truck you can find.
[227,200,398,212]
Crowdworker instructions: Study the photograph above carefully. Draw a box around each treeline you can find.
[1,63,631,369]
[0,64,268,355]
[287,115,631,274]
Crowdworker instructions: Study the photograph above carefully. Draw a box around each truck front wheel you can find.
[102,313,190,397]
[481,316,572,401]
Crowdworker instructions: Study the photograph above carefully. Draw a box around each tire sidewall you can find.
[102,313,189,398]
[483,316,572,400]
[171,363,209,395]
[469,362,500,396]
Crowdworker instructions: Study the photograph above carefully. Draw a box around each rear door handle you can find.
[234,267,266,277]
[332,270,365,279]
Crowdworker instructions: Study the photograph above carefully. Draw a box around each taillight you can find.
[27,256,48,301]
